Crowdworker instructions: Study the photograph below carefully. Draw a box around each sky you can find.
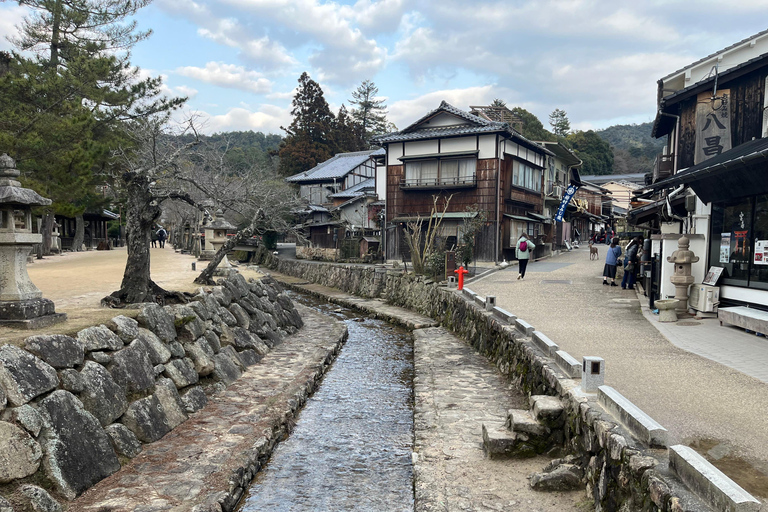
[2,0,768,136]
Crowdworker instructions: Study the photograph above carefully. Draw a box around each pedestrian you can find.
[151,228,158,248]
[516,232,536,280]
[602,237,622,286]
[156,226,168,249]
[621,237,642,290]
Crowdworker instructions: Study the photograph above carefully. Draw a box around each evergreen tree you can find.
[549,108,571,137]
[566,130,614,175]
[278,72,336,176]
[332,104,365,153]
[349,79,391,139]
[510,107,556,141]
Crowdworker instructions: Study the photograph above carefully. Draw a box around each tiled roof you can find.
[329,178,375,199]
[285,148,384,183]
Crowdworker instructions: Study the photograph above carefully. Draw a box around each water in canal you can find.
[237,295,415,512]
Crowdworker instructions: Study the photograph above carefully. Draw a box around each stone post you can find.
[667,236,699,313]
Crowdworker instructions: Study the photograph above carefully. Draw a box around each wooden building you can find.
[631,29,768,310]
[374,101,552,262]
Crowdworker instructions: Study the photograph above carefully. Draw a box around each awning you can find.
[503,214,533,222]
[398,150,479,162]
[391,211,478,223]
[648,137,768,203]
[526,212,552,224]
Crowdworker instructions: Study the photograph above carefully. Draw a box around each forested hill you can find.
[595,121,665,175]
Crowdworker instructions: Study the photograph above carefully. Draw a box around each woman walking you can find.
[516,232,536,280]
[621,237,642,290]
[602,237,622,286]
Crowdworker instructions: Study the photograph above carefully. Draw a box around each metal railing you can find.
[400,175,477,189]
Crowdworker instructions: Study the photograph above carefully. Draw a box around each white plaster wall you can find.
[478,135,496,160]
[500,139,543,167]
[441,137,476,153]
[721,285,768,307]
[387,143,404,166]
[376,163,386,202]
[426,112,469,127]
[404,140,439,157]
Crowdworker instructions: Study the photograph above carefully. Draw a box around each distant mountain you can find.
[595,122,665,175]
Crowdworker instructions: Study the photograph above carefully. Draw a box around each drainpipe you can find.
[658,111,680,174]
[665,184,686,221]
[496,146,501,264]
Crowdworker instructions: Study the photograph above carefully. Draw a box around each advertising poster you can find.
[755,240,768,265]
[720,233,731,263]
[703,266,724,286]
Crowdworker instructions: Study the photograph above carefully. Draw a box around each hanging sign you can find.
[554,184,579,222]
[694,90,732,165]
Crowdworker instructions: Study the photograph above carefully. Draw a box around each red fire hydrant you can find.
[455,265,469,291]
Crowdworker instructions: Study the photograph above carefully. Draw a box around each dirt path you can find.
[0,247,261,345]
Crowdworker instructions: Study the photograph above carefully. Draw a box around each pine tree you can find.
[349,79,391,140]
[278,72,336,176]
[549,108,571,137]
[332,104,365,153]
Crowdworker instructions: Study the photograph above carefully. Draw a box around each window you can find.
[403,157,476,187]
[513,161,542,192]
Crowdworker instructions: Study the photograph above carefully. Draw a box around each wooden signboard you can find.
[694,90,731,165]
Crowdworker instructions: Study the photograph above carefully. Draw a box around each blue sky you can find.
[2,0,768,135]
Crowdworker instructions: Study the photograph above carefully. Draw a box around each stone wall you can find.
[255,251,703,512]
[0,273,303,511]
[295,246,338,261]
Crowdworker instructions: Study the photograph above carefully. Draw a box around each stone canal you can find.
[237,295,415,511]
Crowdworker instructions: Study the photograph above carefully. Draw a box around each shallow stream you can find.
[236,294,415,511]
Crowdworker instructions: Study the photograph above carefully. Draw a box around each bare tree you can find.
[403,194,452,275]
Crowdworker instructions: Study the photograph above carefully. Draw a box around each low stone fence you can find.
[256,249,756,512]
[0,273,303,511]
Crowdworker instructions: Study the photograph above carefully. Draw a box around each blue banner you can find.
[554,184,579,222]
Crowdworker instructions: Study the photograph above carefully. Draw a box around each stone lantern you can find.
[667,236,699,313]
[0,154,66,328]
[207,210,236,275]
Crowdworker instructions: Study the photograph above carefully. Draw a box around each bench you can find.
[718,306,768,336]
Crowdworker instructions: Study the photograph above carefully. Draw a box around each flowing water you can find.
[237,295,415,512]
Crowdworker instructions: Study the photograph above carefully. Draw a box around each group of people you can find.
[602,236,644,289]
[151,226,168,248]
[591,226,615,245]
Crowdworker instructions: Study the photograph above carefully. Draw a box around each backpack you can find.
[519,240,528,252]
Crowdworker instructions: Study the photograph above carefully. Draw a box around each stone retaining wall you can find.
[256,250,705,511]
[0,273,303,511]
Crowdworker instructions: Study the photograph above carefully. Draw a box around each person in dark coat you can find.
[621,237,642,290]
[156,226,168,248]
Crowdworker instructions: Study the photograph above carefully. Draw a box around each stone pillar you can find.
[667,236,699,313]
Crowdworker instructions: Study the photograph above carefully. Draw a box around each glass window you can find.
[442,159,459,183]
[709,196,753,285]
[750,194,768,290]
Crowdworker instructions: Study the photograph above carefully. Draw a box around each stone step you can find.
[530,395,565,429]
[505,409,548,437]
[481,423,537,460]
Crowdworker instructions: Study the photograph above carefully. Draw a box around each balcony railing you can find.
[653,152,674,183]
[400,175,477,189]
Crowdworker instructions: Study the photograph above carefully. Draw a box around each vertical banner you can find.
[694,90,731,165]
[720,233,731,263]
[555,184,579,222]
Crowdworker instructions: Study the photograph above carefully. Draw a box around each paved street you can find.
[469,248,768,500]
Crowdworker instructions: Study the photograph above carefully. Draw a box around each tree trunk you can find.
[41,212,54,256]
[105,171,169,305]
[194,227,253,285]
[72,214,85,251]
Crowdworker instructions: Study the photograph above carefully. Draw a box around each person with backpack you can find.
[602,237,622,286]
[516,232,535,280]
[156,226,168,249]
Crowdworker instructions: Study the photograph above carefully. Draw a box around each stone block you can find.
[238,349,261,366]
[0,420,41,482]
[106,315,139,344]
[170,305,205,342]
[204,330,221,354]
[19,485,61,512]
[24,334,84,369]
[136,303,177,343]
[507,409,547,437]
[554,350,582,378]
[530,395,564,429]
[229,303,250,329]
[213,351,243,386]
[58,369,84,393]
[163,358,199,389]
[108,339,156,395]
[4,404,43,437]
[532,331,559,357]
[530,464,583,491]
[515,318,535,336]
[136,328,172,365]
[230,273,251,297]
[669,445,760,512]
[597,385,667,448]
[38,390,120,499]
[154,378,188,430]
[0,345,58,406]
[217,307,238,327]
[183,339,216,377]
[211,286,232,307]
[168,341,185,358]
[492,307,516,324]
[90,351,111,364]
[79,361,128,427]
[105,423,142,458]
[581,356,604,392]
[77,325,123,352]
[473,295,486,308]
[462,288,477,300]
[481,423,536,459]
[188,299,212,322]
[121,394,171,443]
[181,386,208,414]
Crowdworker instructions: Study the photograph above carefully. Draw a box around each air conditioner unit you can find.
[688,283,720,313]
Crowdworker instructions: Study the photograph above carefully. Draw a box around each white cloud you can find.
[0,4,29,52]
[176,62,272,94]
[388,85,501,128]
[196,105,291,134]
